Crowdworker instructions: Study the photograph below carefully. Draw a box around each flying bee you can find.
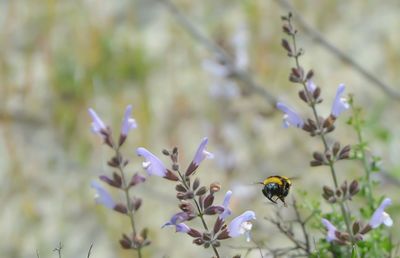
[257,175,292,206]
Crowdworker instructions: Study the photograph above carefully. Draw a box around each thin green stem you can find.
[351,103,374,210]
[115,148,142,258]
[175,170,220,258]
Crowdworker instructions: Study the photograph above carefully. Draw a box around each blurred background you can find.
[1,0,399,257]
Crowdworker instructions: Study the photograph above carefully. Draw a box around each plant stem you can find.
[176,170,220,258]
[115,148,142,258]
[350,102,374,210]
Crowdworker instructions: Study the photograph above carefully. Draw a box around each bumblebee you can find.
[260,175,292,205]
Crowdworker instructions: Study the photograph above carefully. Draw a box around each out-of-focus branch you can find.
[158,0,278,107]
[276,0,400,100]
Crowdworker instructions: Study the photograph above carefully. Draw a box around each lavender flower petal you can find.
[228,210,256,241]
[88,108,107,134]
[219,190,232,220]
[121,105,137,136]
[192,137,214,166]
[136,147,167,177]
[331,84,349,117]
[321,218,337,242]
[306,79,317,94]
[369,198,393,228]
[91,181,115,209]
[276,102,304,128]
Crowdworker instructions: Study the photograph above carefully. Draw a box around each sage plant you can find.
[136,138,256,258]
[276,13,393,257]
[88,105,149,258]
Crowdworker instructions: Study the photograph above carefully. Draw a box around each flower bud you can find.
[193,238,204,246]
[349,180,359,196]
[114,203,128,214]
[352,221,360,235]
[210,182,221,194]
[323,185,334,197]
[192,178,200,191]
[196,186,207,196]
[332,142,341,156]
[175,184,187,193]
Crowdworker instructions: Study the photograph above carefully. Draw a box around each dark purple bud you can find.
[172,163,179,171]
[359,224,372,234]
[281,39,292,53]
[107,156,120,168]
[349,180,359,196]
[332,142,341,156]
[232,255,241,258]
[99,174,121,188]
[162,149,170,156]
[352,221,360,235]
[323,115,336,129]
[298,90,308,103]
[185,162,198,177]
[131,198,142,211]
[179,201,193,212]
[196,186,207,196]
[204,206,224,215]
[119,234,132,249]
[114,203,128,214]
[335,189,342,198]
[213,217,224,234]
[339,145,351,160]
[176,192,185,200]
[188,228,202,238]
[313,152,324,162]
[193,238,204,246]
[203,194,215,209]
[307,118,317,130]
[306,69,314,80]
[176,184,187,193]
[184,191,194,200]
[216,229,230,240]
[340,181,348,196]
[141,228,148,240]
[192,178,200,191]
[323,185,334,197]
[129,173,146,187]
[313,87,321,100]
[164,169,179,181]
[198,195,204,210]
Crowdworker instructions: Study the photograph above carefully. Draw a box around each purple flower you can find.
[276,102,304,128]
[228,210,256,242]
[321,218,337,242]
[369,198,393,228]
[331,84,349,118]
[219,190,232,220]
[136,147,167,177]
[91,181,116,209]
[306,80,317,94]
[162,212,192,233]
[88,108,107,135]
[192,137,214,166]
[120,105,137,136]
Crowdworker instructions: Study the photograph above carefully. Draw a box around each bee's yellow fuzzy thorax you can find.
[264,176,283,185]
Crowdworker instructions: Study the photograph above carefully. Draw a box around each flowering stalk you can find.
[89,105,148,258]
[281,13,354,245]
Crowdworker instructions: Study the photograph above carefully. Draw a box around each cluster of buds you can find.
[322,198,393,245]
[310,142,351,166]
[322,180,360,204]
[88,105,150,251]
[136,138,256,256]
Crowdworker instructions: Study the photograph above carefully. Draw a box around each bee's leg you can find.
[278,196,287,207]
[268,196,277,204]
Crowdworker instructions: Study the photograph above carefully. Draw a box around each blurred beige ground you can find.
[1,0,399,257]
